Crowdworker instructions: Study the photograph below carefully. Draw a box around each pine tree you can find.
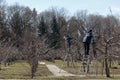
[38,16,46,36]
[47,15,60,49]
[52,16,59,34]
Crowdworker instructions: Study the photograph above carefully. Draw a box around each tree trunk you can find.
[105,58,110,77]
[31,58,38,79]
[67,60,70,67]
[67,47,70,67]
[101,60,104,75]
[52,50,56,63]
[0,62,1,70]
[104,44,110,77]
[31,65,34,79]
[109,59,112,68]
[52,57,55,63]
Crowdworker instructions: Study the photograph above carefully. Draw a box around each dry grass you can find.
[47,60,120,79]
[0,60,52,79]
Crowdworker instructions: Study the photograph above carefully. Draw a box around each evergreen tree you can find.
[52,16,59,34]
[38,16,46,36]
[47,15,60,49]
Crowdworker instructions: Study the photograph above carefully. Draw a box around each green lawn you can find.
[0,60,52,79]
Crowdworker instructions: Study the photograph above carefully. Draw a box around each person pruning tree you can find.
[83,30,93,56]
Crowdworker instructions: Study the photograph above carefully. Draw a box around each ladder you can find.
[59,47,75,73]
[80,55,90,74]
[80,54,97,75]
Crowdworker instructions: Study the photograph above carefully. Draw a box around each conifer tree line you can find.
[0,0,120,78]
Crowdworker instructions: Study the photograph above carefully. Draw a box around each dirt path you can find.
[46,64,75,76]
[39,62,86,77]
[39,61,75,76]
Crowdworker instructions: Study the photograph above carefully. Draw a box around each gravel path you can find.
[46,64,75,76]
[39,62,86,77]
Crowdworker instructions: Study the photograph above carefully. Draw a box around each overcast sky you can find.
[6,0,120,16]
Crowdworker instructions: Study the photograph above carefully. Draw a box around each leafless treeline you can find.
[0,0,120,78]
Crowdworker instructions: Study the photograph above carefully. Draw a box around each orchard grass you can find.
[0,60,120,79]
[46,60,120,79]
[0,60,52,79]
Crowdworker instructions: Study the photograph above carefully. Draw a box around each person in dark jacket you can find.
[83,30,93,55]
[66,35,72,48]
